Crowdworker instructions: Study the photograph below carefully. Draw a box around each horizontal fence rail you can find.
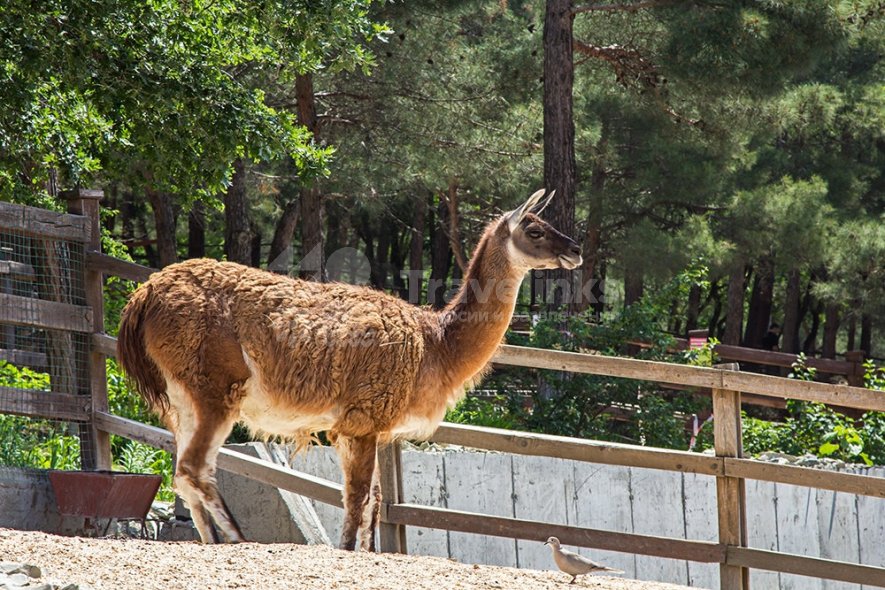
[492,344,885,412]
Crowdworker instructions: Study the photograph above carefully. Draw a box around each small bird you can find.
[544,537,624,584]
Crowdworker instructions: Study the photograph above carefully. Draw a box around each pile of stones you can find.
[0,563,83,590]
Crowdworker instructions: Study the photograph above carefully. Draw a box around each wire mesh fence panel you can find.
[0,209,95,471]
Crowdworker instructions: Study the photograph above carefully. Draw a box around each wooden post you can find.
[844,350,865,387]
[713,364,748,590]
[378,440,407,553]
[64,189,112,471]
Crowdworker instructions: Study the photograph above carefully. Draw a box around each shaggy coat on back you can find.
[117,189,581,550]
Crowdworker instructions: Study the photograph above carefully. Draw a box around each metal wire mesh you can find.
[0,216,93,471]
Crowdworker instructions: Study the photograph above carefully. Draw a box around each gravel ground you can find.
[0,529,693,590]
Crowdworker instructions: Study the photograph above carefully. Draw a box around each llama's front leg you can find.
[336,433,378,550]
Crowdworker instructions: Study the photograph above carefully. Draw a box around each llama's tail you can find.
[116,283,169,414]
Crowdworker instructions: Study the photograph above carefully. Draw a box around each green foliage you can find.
[684,337,720,367]
[445,395,520,431]
[0,0,386,201]
[787,352,818,381]
[113,439,174,502]
[740,356,885,466]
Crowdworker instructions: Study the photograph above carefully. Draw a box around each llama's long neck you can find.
[429,220,525,393]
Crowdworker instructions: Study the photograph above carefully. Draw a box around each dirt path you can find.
[0,529,693,590]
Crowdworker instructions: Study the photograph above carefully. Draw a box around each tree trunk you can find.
[686,283,701,333]
[428,195,452,308]
[624,267,644,308]
[576,136,605,313]
[803,300,823,354]
[146,188,178,268]
[250,222,263,267]
[543,0,577,308]
[267,199,301,273]
[822,303,840,359]
[707,280,723,339]
[120,190,138,258]
[443,181,467,274]
[846,313,856,352]
[781,268,801,353]
[187,200,206,259]
[723,263,745,346]
[409,195,427,273]
[296,73,325,281]
[224,159,252,265]
[744,258,775,349]
[860,313,872,356]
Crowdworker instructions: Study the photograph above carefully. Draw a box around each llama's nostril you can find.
[570,244,582,256]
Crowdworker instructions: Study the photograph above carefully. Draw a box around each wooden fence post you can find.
[714,363,748,590]
[844,350,866,387]
[378,440,407,553]
[64,189,112,471]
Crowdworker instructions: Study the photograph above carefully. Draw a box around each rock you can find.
[6,572,30,587]
[10,565,40,579]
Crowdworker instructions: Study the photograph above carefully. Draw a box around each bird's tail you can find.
[602,567,625,575]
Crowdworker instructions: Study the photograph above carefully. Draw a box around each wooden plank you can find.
[722,371,885,412]
[727,547,885,588]
[93,411,175,452]
[493,344,722,389]
[289,445,344,543]
[400,449,450,558]
[713,388,747,590]
[683,471,721,589]
[384,503,726,564]
[443,451,517,567]
[0,293,93,333]
[512,454,570,570]
[432,422,723,476]
[92,333,117,358]
[93,411,344,507]
[632,468,689,585]
[745,479,782,589]
[70,191,112,470]
[492,345,885,412]
[0,386,90,421]
[0,348,47,368]
[86,251,155,283]
[570,461,637,577]
[726,458,885,499]
[714,344,852,374]
[777,482,823,590]
[377,441,406,553]
[816,486,862,590]
[0,260,35,281]
[0,201,91,242]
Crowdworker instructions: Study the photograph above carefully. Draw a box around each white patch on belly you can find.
[238,348,337,438]
[391,405,447,441]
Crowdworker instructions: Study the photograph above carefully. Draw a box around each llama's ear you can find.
[532,190,556,216]
[507,189,547,232]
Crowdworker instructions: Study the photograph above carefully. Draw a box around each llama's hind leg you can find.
[359,451,382,552]
[175,410,245,543]
[166,379,245,543]
[335,433,378,550]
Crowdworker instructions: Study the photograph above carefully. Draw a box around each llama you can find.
[116,189,581,550]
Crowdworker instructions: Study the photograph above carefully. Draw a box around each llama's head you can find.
[502,189,582,271]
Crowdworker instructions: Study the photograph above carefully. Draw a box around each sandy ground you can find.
[0,528,693,590]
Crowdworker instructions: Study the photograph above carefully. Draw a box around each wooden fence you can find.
[1,195,884,589]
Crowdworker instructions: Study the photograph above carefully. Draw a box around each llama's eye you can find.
[528,230,544,239]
